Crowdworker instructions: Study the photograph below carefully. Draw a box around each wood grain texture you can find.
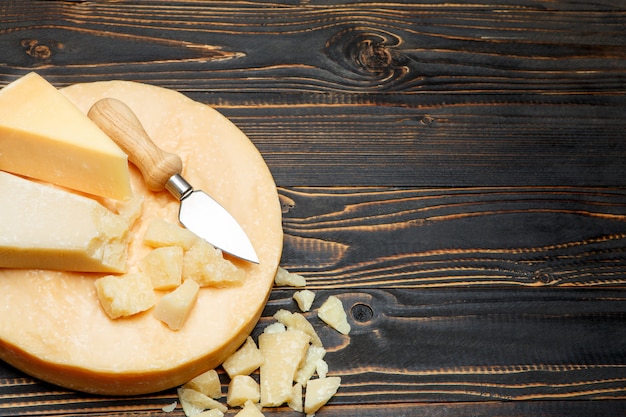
[279,186,626,287]
[0,0,625,416]
[1,0,625,186]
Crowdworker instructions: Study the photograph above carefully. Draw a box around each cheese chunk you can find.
[183,369,222,399]
[0,170,129,273]
[154,278,200,331]
[222,336,264,378]
[0,80,283,396]
[304,377,341,415]
[0,72,131,200]
[318,295,351,335]
[259,329,311,407]
[227,375,260,407]
[95,273,156,319]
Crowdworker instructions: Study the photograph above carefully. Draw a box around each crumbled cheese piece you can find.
[293,289,316,312]
[233,400,265,417]
[222,336,264,378]
[295,345,326,386]
[161,401,177,413]
[94,273,156,319]
[288,382,303,412]
[258,329,310,407]
[154,279,200,331]
[274,310,322,347]
[263,322,286,334]
[178,387,228,416]
[143,218,198,250]
[304,377,341,415]
[318,295,351,335]
[227,375,260,407]
[274,267,306,287]
[183,239,246,287]
[183,369,221,399]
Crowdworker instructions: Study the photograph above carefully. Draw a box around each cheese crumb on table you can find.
[274,267,306,287]
[233,400,265,417]
[259,329,311,407]
[293,289,316,312]
[227,375,260,407]
[222,336,264,379]
[178,386,228,416]
[304,376,342,415]
[318,295,351,335]
[183,369,222,399]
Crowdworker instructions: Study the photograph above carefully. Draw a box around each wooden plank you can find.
[0,288,623,415]
[279,186,626,287]
[261,288,626,403]
[1,1,625,186]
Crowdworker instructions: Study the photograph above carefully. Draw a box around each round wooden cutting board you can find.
[0,81,283,395]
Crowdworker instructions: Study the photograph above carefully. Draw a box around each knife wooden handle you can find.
[88,98,182,192]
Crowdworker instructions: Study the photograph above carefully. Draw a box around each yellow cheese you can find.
[0,80,282,395]
[0,170,128,273]
[0,72,131,200]
[259,329,311,407]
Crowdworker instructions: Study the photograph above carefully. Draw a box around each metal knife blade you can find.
[88,97,259,264]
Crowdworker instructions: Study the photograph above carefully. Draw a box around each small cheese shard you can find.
[94,273,156,319]
[274,310,323,347]
[304,377,341,415]
[288,382,304,413]
[295,345,326,387]
[141,246,184,290]
[222,336,264,379]
[183,238,246,287]
[234,400,265,417]
[227,375,260,407]
[318,296,351,335]
[293,289,315,312]
[178,387,228,416]
[183,369,222,399]
[0,72,131,200]
[274,267,306,287]
[0,170,129,273]
[154,278,200,330]
[143,218,198,250]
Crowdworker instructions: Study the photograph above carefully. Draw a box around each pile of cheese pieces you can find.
[95,211,245,330]
[165,268,351,417]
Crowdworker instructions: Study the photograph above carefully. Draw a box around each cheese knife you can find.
[88,98,259,264]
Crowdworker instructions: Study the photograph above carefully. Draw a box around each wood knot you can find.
[350,303,373,323]
[20,39,62,62]
[356,39,393,74]
[324,27,406,90]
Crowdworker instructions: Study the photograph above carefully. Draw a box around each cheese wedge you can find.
[0,72,131,200]
[0,170,129,273]
[0,80,282,396]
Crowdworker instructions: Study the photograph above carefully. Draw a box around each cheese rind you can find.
[0,170,129,273]
[0,72,131,200]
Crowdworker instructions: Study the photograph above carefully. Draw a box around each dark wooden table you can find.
[1,1,625,416]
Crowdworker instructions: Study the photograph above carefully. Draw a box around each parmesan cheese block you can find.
[0,81,282,395]
[0,170,129,273]
[0,72,131,200]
